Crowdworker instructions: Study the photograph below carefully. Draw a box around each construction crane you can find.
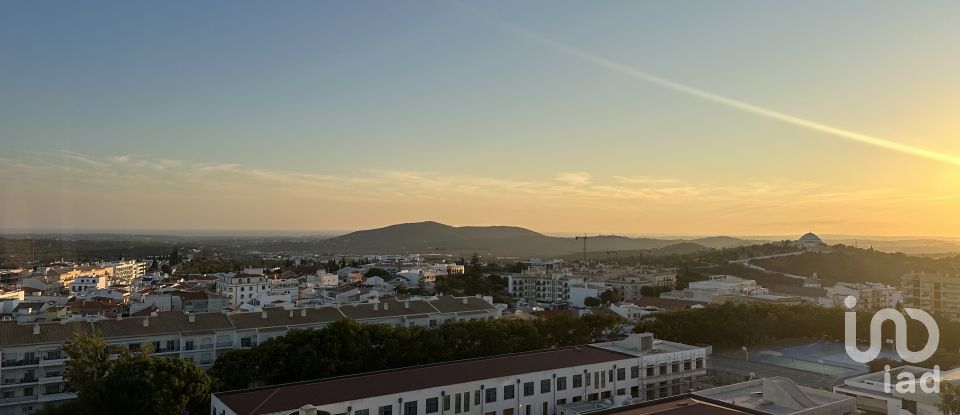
[575,234,589,264]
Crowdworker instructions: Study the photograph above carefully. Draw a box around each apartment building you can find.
[217,273,270,307]
[211,333,709,415]
[508,273,582,304]
[0,296,501,415]
[901,272,960,320]
[102,260,147,286]
[825,282,901,312]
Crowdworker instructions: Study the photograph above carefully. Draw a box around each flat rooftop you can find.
[561,398,749,415]
[693,377,852,415]
[216,346,635,415]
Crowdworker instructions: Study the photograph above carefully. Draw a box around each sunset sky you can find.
[2,1,959,236]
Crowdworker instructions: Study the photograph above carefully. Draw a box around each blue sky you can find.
[2,1,959,234]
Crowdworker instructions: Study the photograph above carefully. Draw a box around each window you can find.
[455,393,462,414]
[23,387,33,396]
[426,398,438,413]
[443,395,450,411]
[167,340,177,351]
[356,410,370,415]
[485,387,497,403]
[659,364,667,375]
[671,363,679,373]
[572,374,582,388]
[630,366,639,379]
[463,392,470,412]
[523,382,534,396]
[646,366,654,377]
[593,372,599,387]
[240,338,252,348]
[616,368,625,381]
[556,377,566,391]
[380,405,393,415]
[504,384,515,400]
[616,388,625,396]
[608,370,613,382]
[404,401,418,415]
[540,379,551,393]
[185,340,195,351]
[474,390,480,406]
[683,360,692,371]
[695,358,704,369]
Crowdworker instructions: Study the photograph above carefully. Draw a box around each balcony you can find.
[0,394,40,404]
[37,391,76,403]
[1,358,40,368]
[216,341,233,349]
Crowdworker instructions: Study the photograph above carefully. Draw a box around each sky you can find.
[1,1,959,236]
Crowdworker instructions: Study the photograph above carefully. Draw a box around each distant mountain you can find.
[826,238,960,255]
[319,221,761,256]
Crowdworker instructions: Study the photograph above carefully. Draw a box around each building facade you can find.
[211,333,709,415]
[0,296,501,415]
[902,272,960,320]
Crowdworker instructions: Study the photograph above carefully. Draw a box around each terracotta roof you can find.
[428,296,498,313]
[216,346,635,415]
[339,299,437,320]
[94,312,233,338]
[0,320,93,347]
[130,306,162,317]
[228,307,345,331]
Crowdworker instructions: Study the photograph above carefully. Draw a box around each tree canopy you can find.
[211,315,624,391]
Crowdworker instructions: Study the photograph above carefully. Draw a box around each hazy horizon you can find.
[3,1,959,235]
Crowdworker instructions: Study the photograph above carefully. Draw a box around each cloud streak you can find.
[462,5,960,167]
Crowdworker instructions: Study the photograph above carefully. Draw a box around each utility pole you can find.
[575,234,589,264]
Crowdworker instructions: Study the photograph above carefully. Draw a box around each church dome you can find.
[799,232,823,243]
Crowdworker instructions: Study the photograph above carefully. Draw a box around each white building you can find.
[0,295,502,414]
[217,273,269,307]
[316,271,339,288]
[825,282,901,311]
[695,377,855,415]
[508,273,582,304]
[833,366,946,415]
[211,333,709,415]
[660,275,768,303]
[569,283,610,308]
[102,260,147,285]
[66,275,107,295]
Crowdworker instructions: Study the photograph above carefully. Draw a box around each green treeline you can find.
[635,302,960,368]
[210,314,625,391]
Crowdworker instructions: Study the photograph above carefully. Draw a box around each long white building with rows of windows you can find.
[0,296,500,415]
[211,333,708,415]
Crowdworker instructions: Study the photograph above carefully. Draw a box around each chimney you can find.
[143,318,149,327]
[33,324,40,335]
[188,314,196,323]
[300,308,307,317]
[261,310,268,319]
[383,303,389,311]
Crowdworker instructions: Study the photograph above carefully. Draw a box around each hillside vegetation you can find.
[753,245,960,285]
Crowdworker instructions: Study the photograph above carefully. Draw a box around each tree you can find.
[168,248,181,266]
[584,297,601,307]
[61,332,211,415]
[600,289,622,304]
[941,381,960,415]
[364,268,391,278]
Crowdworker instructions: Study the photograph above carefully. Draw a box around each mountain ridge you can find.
[320,221,765,256]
